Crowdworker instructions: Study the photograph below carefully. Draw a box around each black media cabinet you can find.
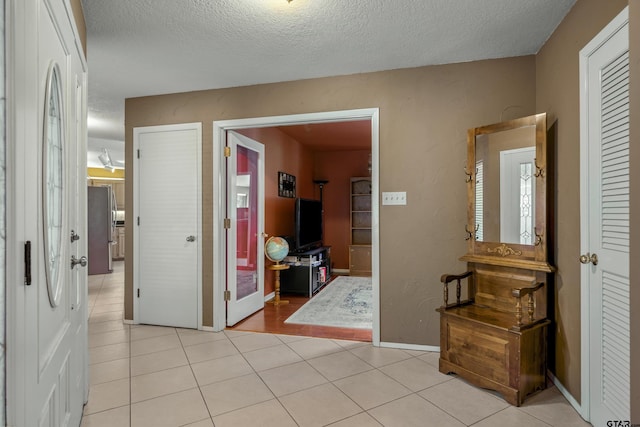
[280,246,331,297]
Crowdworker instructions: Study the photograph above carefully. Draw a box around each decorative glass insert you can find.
[519,162,533,245]
[43,62,66,307]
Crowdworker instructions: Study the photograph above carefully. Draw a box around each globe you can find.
[265,236,289,263]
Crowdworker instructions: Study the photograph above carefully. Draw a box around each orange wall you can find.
[238,130,370,282]
[314,150,371,269]
[237,128,315,294]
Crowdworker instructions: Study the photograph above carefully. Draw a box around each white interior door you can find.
[580,8,630,425]
[135,124,202,329]
[8,0,88,425]
[226,131,265,326]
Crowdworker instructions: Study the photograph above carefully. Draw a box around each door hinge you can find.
[224,290,231,301]
[137,216,140,226]
[24,241,32,286]
[137,149,140,159]
[137,288,140,298]
[224,218,231,229]
[224,146,231,157]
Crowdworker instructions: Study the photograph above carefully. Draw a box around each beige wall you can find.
[124,55,536,343]
[69,0,86,57]
[123,0,637,409]
[535,0,628,401]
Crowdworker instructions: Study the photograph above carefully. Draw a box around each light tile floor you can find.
[81,262,591,427]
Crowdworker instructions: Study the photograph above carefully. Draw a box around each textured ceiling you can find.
[82,0,576,167]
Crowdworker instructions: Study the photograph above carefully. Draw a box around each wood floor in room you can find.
[227,293,372,342]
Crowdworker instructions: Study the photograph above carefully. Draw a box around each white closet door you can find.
[580,8,629,425]
[135,124,202,329]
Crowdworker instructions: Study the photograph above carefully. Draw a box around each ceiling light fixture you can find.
[98,148,115,172]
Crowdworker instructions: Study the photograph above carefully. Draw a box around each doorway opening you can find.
[213,108,380,346]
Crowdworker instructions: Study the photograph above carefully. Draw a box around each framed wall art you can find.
[278,172,296,198]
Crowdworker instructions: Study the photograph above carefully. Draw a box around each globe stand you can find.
[266,262,289,306]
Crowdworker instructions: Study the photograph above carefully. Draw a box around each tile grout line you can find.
[177,327,216,425]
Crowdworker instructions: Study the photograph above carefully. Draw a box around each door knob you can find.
[70,230,80,242]
[186,235,196,242]
[579,253,598,265]
[71,255,88,269]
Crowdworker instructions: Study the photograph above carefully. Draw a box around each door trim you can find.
[579,6,629,421]
[133,123,203,328]
[212,108,381,346]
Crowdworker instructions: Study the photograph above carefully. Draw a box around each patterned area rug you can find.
[285,276,372,329]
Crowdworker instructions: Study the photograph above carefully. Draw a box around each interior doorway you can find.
[213,109,380,345]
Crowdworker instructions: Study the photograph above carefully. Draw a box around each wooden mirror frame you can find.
[462,113,553,272]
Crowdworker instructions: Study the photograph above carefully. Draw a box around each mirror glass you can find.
[475,125,536,245]
[43,62,65,307]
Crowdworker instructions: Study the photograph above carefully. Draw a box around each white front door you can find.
[8,0,88,425]
[226,132,265,326]
[580,8,630,425]
[499,147,536,245]
[134,123,202,329]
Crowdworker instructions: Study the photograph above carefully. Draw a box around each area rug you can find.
[285,276,372,329]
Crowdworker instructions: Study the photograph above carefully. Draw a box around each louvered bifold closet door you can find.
[595,49,630,421]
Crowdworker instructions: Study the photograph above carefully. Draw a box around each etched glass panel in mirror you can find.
[475,125,536,245]
[43,62,65,307]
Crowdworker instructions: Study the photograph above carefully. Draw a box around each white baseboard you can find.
[200,326,216,332]
[547,371,587,421]
[333,268,350,275]
[264,292,275,302]
[379,341,440,352]
[123,319,135,325]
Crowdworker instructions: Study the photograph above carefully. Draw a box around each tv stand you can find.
[280,246,331,297]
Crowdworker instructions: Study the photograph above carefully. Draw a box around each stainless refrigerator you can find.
[88,186,116,275]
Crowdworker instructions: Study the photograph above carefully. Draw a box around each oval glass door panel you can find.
[43,62,66,307]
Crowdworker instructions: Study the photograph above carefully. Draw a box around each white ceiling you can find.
[82,0,576,168]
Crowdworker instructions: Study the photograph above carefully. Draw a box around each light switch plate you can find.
[382,191,407,205]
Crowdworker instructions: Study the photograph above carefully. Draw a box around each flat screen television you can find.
[294,198,323,252]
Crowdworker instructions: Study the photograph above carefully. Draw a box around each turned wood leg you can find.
[528,293,535,322]
[267,265,289,306]
[444,283,449,307]
[515,297,523,327]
